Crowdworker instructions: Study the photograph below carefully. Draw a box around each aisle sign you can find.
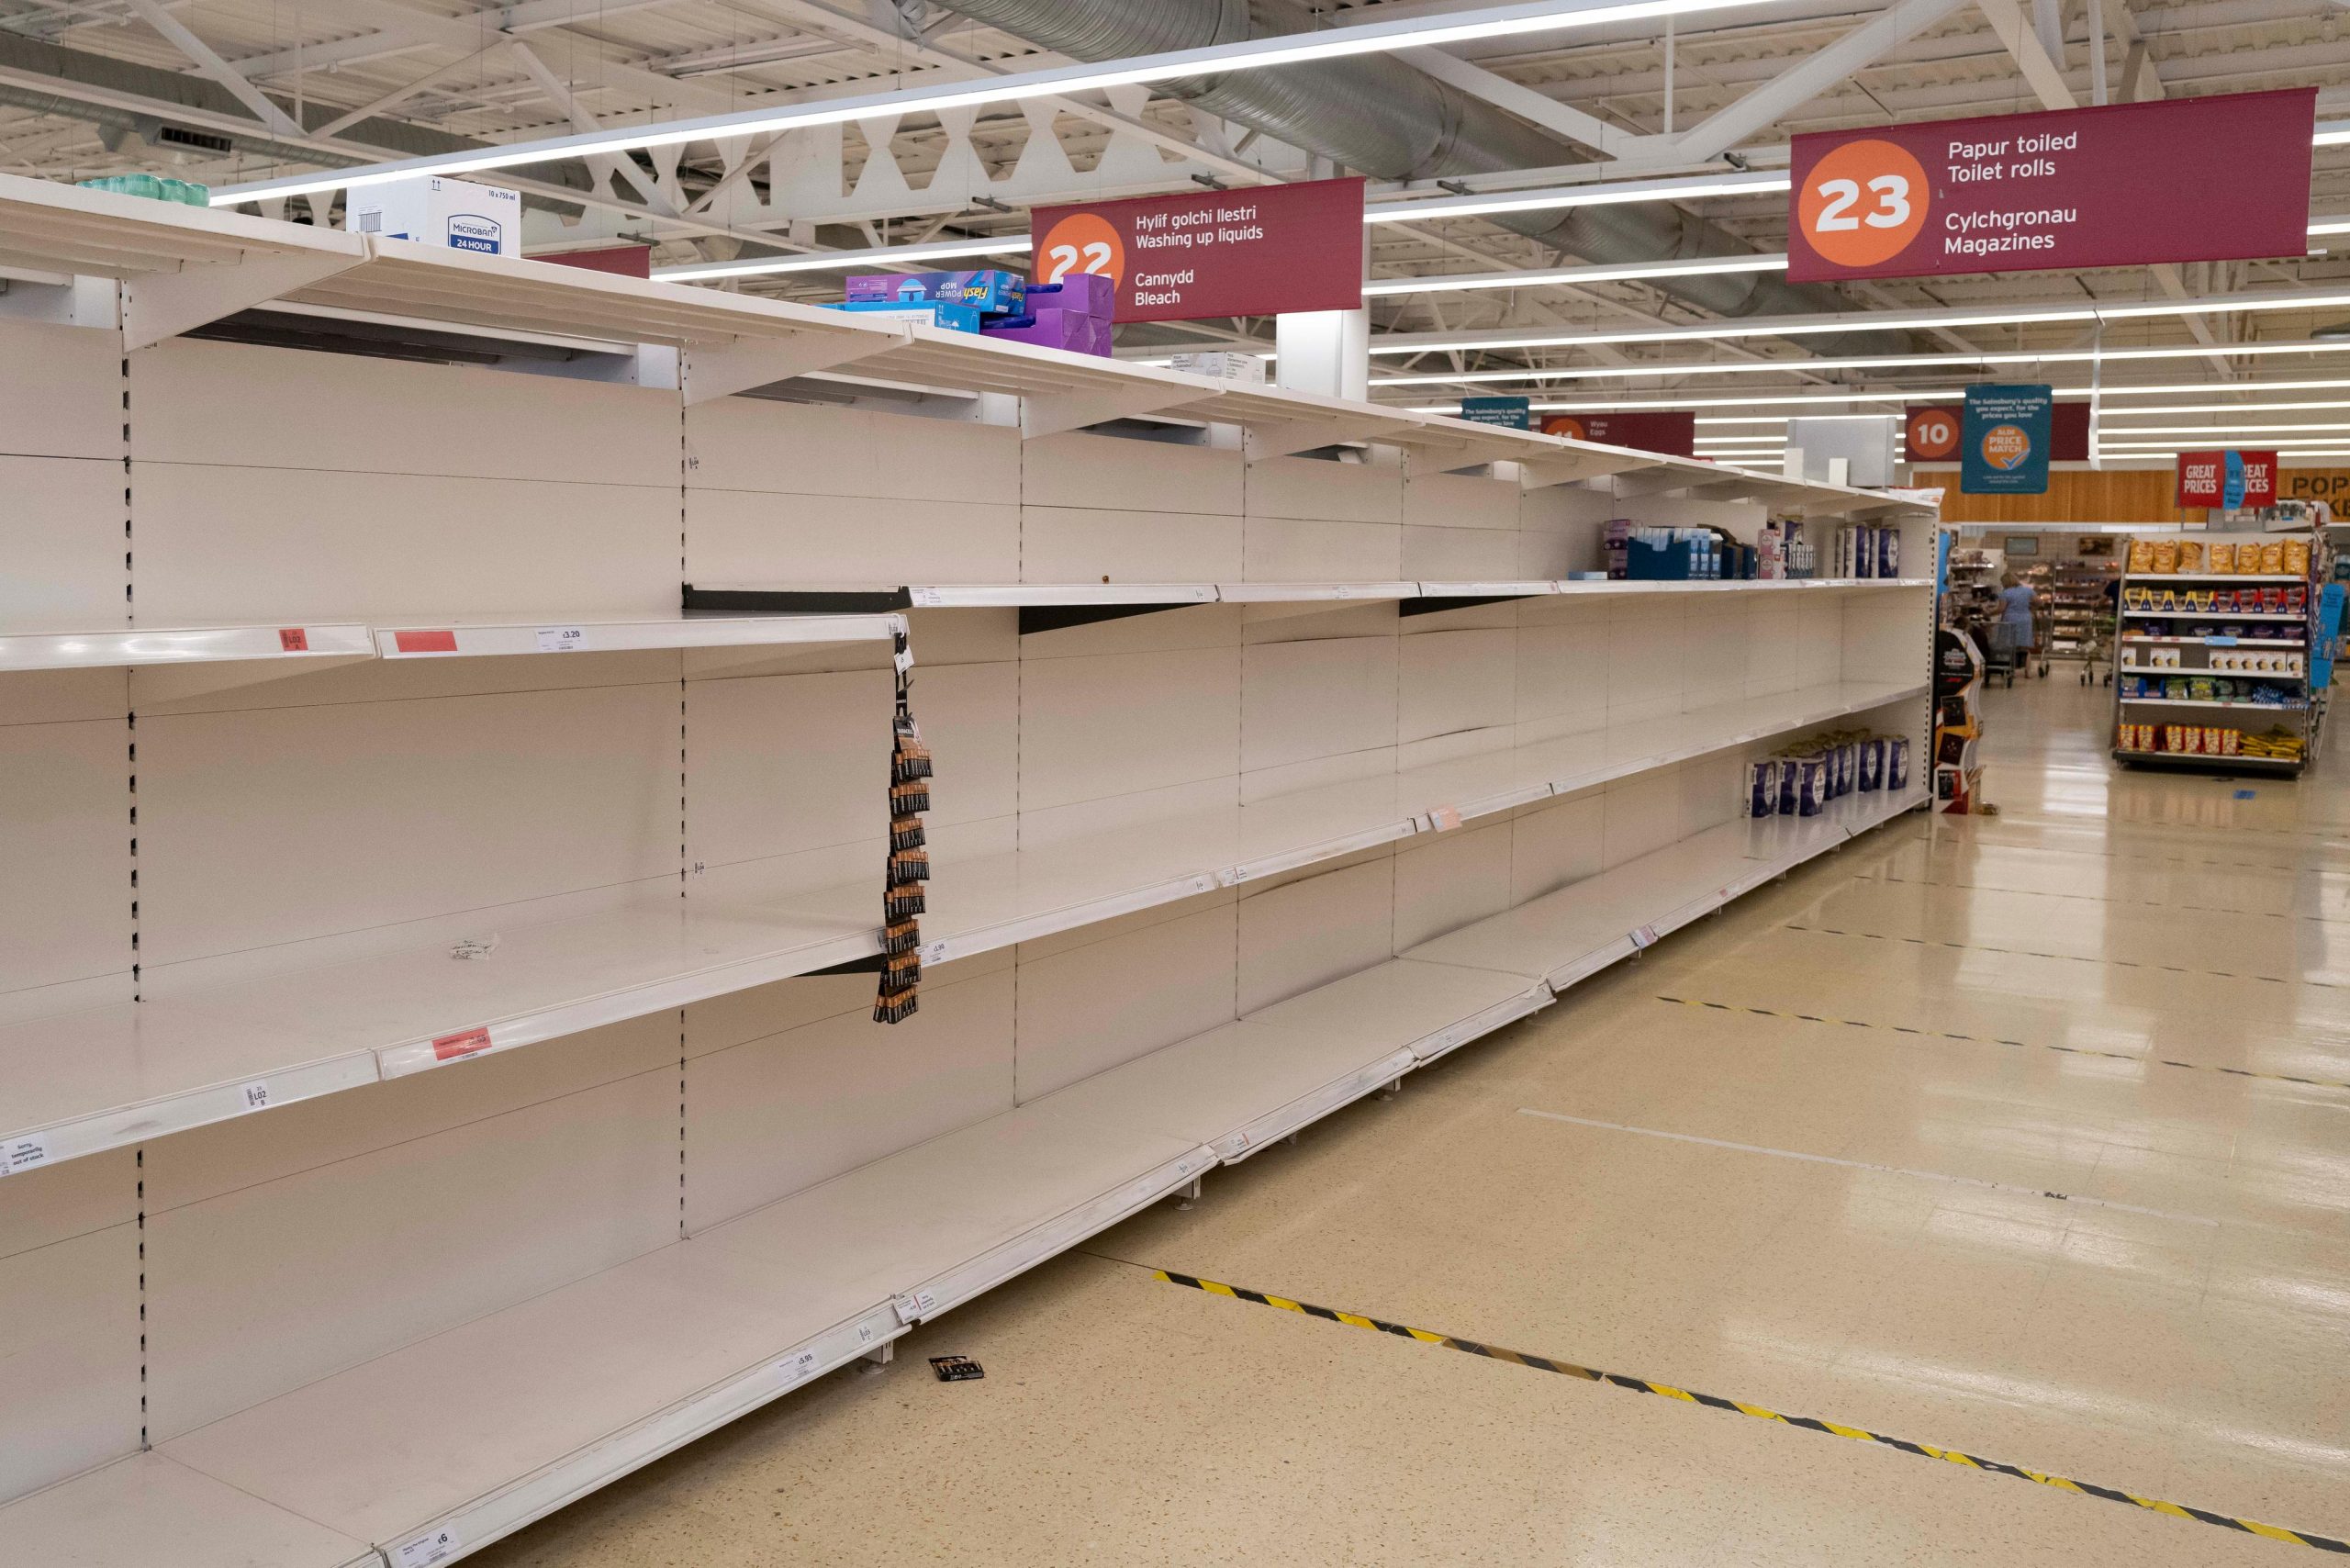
[1028,176,1364,322]
[1460,397,1531,430]
[1539,410,1698,458]
[1908,400,2088,462]
[2177,450,2278,509]
[1959,385,2052,495]
[1788,88,2316,281]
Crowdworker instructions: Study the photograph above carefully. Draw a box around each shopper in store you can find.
[1996,570,2040,678]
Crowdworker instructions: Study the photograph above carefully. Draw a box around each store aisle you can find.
[477,679,2350,1567]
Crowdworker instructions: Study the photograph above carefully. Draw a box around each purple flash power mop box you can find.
[844,269,1026,314]
[980,308,1112,356]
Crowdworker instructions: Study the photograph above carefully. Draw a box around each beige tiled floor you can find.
[476,671,2350,1566]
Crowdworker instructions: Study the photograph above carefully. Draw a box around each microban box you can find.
[345,176,521,257]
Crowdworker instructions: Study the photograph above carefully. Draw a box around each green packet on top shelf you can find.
[78,174,209,206]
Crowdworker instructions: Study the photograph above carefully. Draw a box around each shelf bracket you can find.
[1611,467,1712,498]
[1518,452,1645,490]
[1021,383,1200,439]
[681,330,910,405]
[1018,601,1200,634]
[1243,415,1414,461]
[1398,592,1539,618]
[121,251,367,351]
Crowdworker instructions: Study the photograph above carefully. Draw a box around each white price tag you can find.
[856,1320,878,1345]
[1428,804,1463,832]
[893,1289,938,1325]
[240,1081,271,1113]
[1228,1130,1249,1149]
[777,1347,821,1384]
[910,587,946,608]
[1628,924,1660,950]
[892,646,914,674]
[1,1134,50,1176]
[394,1528,462,1567]
[534,625,586,653]
[918,939,948,966]
[449,934,499,961]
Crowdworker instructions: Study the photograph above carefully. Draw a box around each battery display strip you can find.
[878,625,932,1025]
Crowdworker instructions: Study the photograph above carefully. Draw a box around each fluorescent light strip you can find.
[1369,339,2350,388]
[2090,390,2350,407]
[214,0,1781,204]
[1365,221,2344,301]
[1404,387,1964,412]
[2089,422,2350,435]
[1370,290,2350,355]
[1360,253,1785,297]
[1365,171,1789,225]
[656,236,1031,282]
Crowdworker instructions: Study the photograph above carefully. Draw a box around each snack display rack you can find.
[2031,555,2117,685]
[2111,531,2331,776]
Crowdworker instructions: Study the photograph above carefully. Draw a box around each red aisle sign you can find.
[1029,176,1364,323]
[1539,410,1696,457]
[1789,89,2315,282]
[1908,401,2088,462]
[2177,451,2278,509]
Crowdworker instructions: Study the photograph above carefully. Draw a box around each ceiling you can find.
[3,0,2346,450]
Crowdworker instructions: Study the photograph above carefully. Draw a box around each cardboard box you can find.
[1024,273,1114,319]
[827,299,982,333]
[844,269,1025,314]
[978,308,1110,356]
[1169,352,1267,383]
[345,175,521,256]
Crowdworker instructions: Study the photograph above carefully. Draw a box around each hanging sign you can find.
[1908,400,2088,463]
[1460,397,1531,430]
[1788,88,2316,282]
[2177,450,2278,509]
[1028,176,1364,323]
[1959,385,2052,496]
[1539,410,1698,458]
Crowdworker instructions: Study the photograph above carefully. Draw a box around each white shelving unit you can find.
[0,171,1937,1566]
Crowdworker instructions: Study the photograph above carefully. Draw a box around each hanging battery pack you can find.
[876,624,928,1025]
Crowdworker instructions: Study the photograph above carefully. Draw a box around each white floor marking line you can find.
[1515,1108,2221,1227]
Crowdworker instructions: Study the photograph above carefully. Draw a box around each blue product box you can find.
[1887,735,1911,790]
[845,269,1025,314]
[1858,737,1886,791]
[1877,527,1900,578]
[1837,741,1858,796]
[1747,759,1779,817]
[828,299,982,333]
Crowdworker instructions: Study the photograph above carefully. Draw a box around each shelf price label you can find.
[1427,804,1463,833]
[0,1133,51,1176]
[276,628,309,652]
[394,1528,462,1567]
[893,1288,939,1325]
[240,1081,271,1113]
[431,1025,496,1063]
[909,587,946,608]
[534,625,587,653]
[776,1347,822,1386]
[1628,924,1661,951]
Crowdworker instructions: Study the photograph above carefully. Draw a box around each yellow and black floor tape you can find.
[1654,996,2350,1093]
[1155,1270,2349,1554]
[1783,923,2339,990]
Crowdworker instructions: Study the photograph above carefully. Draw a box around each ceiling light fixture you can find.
[656,236,1032,281]
[1367,340,2350,388]
[213,0,1785,205]
[1360,253,1786,296]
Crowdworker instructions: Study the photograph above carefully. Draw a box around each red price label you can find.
[277,628,308,652]
[431,1025,493,1062]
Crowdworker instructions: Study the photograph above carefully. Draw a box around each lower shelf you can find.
[0,788,1924,1567]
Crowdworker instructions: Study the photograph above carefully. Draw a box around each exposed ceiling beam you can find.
[1394,44,1630,156]
[1973,0,2076,111]
[121,0,306,139]
[1634,0,1973,166]
[506,38,681,216]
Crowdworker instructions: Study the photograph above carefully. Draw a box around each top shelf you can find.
[0,174,1927,520]
[0,612,905,676]
[2121,573,2308,584]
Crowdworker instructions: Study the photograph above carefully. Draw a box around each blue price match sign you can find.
[1960,384,2053,496]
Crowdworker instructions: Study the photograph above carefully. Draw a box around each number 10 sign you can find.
[1787,89,2314,283]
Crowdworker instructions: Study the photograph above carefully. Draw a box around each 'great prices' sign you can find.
[2177,450,2278,510]
[1539,411,1696,458]
[1029,176,1364,323]
[1789,89,2314,282]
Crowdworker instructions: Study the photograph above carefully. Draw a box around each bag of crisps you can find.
[2284,538,2311,577]
[2261,541,2285,573]
[2178,540,2205,571]
[2129,539,2155,572]
[2207,541,2234,573]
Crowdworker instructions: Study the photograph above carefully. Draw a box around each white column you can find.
[1273,307,1369,400]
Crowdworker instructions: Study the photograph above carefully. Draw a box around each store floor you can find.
[476,671,2350,1567]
